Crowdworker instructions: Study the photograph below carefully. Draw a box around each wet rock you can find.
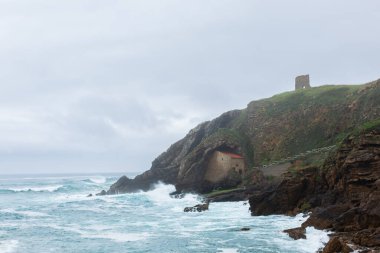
[96,190,106,196]
[283,227,306,240]
[184,203,209,212]
[87,194,93,197]
[302,204,350,230]
[322,237,353,253]
[240,227,250,231]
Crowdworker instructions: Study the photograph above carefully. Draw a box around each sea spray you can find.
[0,174,329,253]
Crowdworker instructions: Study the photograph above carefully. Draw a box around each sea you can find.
[0,173,329,253]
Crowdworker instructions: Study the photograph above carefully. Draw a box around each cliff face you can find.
[249,122,380,250]
[106,79,380,194]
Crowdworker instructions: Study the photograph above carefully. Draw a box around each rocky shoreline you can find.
[248,126,380,252]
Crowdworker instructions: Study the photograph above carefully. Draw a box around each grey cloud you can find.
[0,0,379,173]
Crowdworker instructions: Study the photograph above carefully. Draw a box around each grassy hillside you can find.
[243,81,379,167]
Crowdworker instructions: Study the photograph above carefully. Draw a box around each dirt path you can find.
[260,163,291,177]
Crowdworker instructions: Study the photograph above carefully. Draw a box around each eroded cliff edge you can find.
[106,79,380,195]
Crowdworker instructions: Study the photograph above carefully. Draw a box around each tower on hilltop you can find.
[295,74,311,90]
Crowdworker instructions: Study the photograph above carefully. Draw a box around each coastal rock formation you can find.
[103,79,380,195]
[249,123,380,250]
[283,227,306,240]
[183,202,209,212]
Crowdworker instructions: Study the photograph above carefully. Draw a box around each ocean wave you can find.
[0,185,63,193]
[271,213,329,253]
[0,209,48,218]
[142,182,200,206]
[83,176,107,184]
[0,240,18,253]
[39,223,149,243]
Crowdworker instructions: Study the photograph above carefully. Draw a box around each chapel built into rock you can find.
[204,151,245,183]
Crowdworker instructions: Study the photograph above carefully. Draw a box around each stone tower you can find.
[295,74,311,90]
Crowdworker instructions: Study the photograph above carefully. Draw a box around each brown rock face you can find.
[322,237,353,253]
[249,166,319,215]
[250,125,380,251]
[283,227,306,240]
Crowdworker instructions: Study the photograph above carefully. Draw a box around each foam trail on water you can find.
[81,232,150,242]
[217,248,239,253]
[0,209,48,217]
[0,240,19,253]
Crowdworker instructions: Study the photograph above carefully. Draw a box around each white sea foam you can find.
[1,185,63,192]
[88,176,107,184]
[217,248,239,253]
[144,182,199,207]
[272,214,329,253]
[0,240,19,253]
[144,182,177,203]
[303,226,329,251]
[0,209,48,217]
[81,232,149,242]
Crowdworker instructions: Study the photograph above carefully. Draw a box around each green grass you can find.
[269,85,361,104]
[355,119,380,134]
[263,85,362,117]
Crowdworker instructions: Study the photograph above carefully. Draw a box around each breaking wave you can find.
[0,185,63,193]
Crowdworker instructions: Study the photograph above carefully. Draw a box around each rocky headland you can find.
[100,79,380,252]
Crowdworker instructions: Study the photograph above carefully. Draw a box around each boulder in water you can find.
[184,203,209,212]
[283,227,306,240]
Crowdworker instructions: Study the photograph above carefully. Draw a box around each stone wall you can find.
[204,151,245,183]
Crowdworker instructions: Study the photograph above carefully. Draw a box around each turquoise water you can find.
[0,174,328,253]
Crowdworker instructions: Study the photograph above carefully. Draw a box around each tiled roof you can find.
[220,151,243,159]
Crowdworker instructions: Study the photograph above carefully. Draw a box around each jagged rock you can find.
[302,204,351,230]
[283,227,306,240]
[96,190,106,196]
[249,166,318,215]
[184,203,209,212]
[322,237,353,253]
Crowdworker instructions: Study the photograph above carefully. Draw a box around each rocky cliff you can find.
[105,79,380,195]
[249,120,380,251]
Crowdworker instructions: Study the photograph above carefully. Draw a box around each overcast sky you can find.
[0,0,379,174]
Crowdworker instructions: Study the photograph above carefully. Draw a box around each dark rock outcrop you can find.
[249,124,380,251]
[322,237,353,253]
[283,227,306,240]
[184,202,209,212]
